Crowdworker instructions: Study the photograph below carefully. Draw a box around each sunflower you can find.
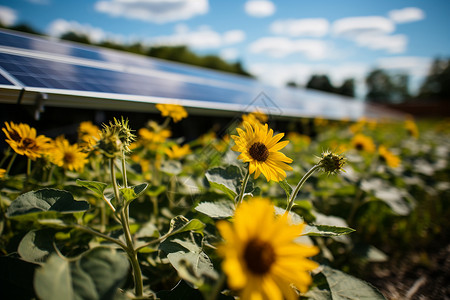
[165,144,191,160]
[405,119,419,138]
[139,127,171,144]
[242,110,268,125]
[78,121,100,148]
[351,134,376,153]
[378,145,400,168]
[0,168,6,179]
[2,121,51,160]
[231,121,293,182]
[51,136,88,172]
[217,197,319,300]
[156,103,188,123]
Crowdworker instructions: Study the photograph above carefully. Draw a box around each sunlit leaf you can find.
[6,189,89,221]
[120,183,148,203]
[303,224,355,237]
[205,165,242,200]
[34,247,129,300]
[195,200,235,219]
[18,229,56,264]
[76,179,108,198]
[317,265,386,299]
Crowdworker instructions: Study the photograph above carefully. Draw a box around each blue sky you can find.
[1,0,449,98]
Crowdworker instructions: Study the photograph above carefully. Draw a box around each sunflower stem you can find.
[121,151,128,188]
[161,117,171,129]
[287,164,320,212]
[5,152,17,175]
[110,157,144,297]
[26,158,31,178]
[236,167,251,204]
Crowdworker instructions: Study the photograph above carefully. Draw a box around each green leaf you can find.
[76,179,108,198]
[374,188,413,216]
[34,247,129,300]
[205,165,242,200]
[166,250,218,287]
[6,189,90,220]
[306,266,385,300]
[119,183,148,203]
[160,230,217,289]
[278,179,293,201]
[168,216,206,235]
[147,185,166,197]
[303,224,355,237]
[18,229,56,264]
[195,200,235,219]
[34,255,74,300]
[160,160,183,175]
[318,265,386,300]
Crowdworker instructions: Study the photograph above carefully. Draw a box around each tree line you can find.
[287,58,450,103]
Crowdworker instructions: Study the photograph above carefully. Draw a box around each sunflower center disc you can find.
[243,238,276,275]
[249,142,269,162]
[64,152,75,164]
[355,143,364,150]
[22,138,36,149]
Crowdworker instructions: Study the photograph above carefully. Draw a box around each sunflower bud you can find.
[95,117,136,158]
[318,151,346,175]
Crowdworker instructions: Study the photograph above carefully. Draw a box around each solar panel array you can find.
[0,29,402,120]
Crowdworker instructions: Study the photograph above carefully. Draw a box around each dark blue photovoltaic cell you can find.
[0,73,14,85]
[0,29,373,119]
[0,30,257,88]
[0,52,261,106]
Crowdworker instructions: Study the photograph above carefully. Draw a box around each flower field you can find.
[0,105,449,300]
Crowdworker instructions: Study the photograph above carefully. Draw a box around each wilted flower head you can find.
[96,117,136,158]
[318,151,346,175]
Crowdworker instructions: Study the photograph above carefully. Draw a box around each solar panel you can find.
[0,72,15,86]
[0,29,403,120]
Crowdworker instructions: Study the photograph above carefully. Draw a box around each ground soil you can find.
[367,243,450,300]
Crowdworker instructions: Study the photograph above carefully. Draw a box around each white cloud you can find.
[223,30,246,44]
[47,19,126,44]
[389,7,425,24]
[270,18,329,37]
[249,37,328,60]
[375,56,432,76]
[332,16,395,38]
[95,0,208,24]
[248,61,369,89]
[0,5,17,27]
[220,48,239,61]
[244,0,275,18]
[354,34,407,53]
[146,25,245,49]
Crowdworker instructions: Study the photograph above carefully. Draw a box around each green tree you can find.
[60,31,91,44]
[306,75,334,93]
[417,58,450,100]
[365,69,410,103]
